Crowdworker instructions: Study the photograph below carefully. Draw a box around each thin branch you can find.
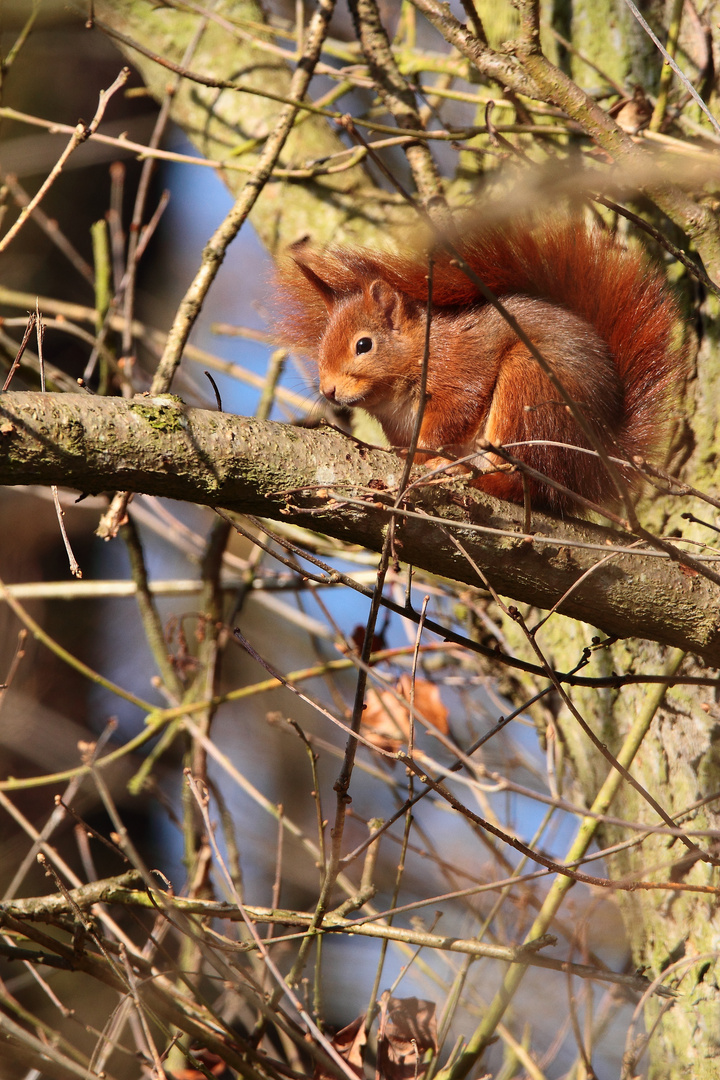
[0,68,130,253]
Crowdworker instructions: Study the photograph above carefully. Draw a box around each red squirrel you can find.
[276,218,684,513]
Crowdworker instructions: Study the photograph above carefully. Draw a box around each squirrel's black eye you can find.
[355,336,373,355]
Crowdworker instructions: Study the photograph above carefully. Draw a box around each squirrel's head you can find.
[285,243,423,409]
[279,243,428,447]
[316,280,423,409]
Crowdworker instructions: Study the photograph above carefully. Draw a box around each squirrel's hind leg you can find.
[477,341,613,512]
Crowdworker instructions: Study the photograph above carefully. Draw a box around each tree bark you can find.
[90,0,414,253]
[1,391,720,666]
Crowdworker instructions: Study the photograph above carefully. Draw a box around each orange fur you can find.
[275,219,685,513]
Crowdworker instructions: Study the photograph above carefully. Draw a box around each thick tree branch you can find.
[1,392,718,661]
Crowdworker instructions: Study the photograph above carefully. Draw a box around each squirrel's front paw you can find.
[411,453,470,479]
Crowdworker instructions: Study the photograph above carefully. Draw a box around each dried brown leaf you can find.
[377,995,438,1080]
[314,1012,367,1080]
[362,677,449,753]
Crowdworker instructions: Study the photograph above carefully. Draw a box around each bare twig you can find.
[0,68,130,254]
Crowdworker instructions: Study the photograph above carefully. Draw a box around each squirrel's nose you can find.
[321,383,337,403]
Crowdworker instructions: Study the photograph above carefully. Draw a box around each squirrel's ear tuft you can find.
[369,279,414,329]
[290,246,340,311]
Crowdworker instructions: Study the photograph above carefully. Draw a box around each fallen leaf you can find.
[314,1012,366,1080]
[377,995,437,1080]
[351,624,387,654]
[362,677,449,753]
